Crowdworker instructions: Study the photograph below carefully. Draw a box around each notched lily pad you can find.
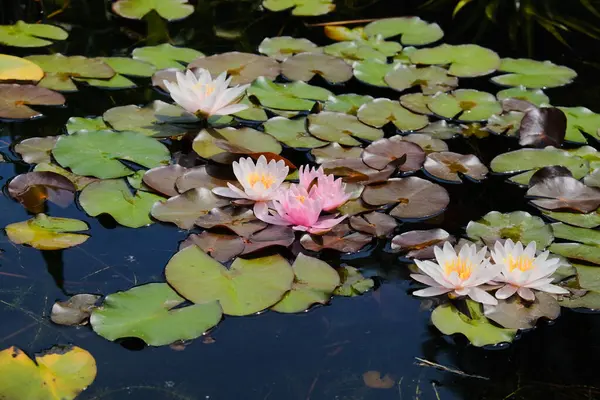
[300,223,372,253]
[103,101,194,137]
[483,293,560,329]
[0,21,68,47]
[248,76,331,111]
[308,112,384,146]
[195,207,267,237]
[112,0,194,21]
[323,94,373,115]
[51,294,101,326]
[5,213,89,250]
[281,52,352,84]
[8,171,75,213]
[133,44,204,70]
[518,107,566,147]
[189,52,280,85]
[311,142,363,164]
[410,44,500,77]
[527,176,600,213]
[151,188,229,229]
[492,58,577,89]
[362,136,425,171]
[424,152,488,183]
[385,64,457,95]
[349,212,397,237]
[262,0,335,16]
[364,17,444,45]
[428,89,501,122]
[334,266,375,296]
[391,229,455,259]
[263,116,328,149]
[258,36,320,61]
[193,126,282,159]
[559,106,600,144]
[0,54,44,82]
[357,98,429,131]
[0,84,65,120]
[142,164,188,197]
[352,60,395,87]
[66,117,108,134]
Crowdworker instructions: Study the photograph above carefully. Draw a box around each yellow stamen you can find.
[296,195,307,203]
[195,83,216,97]
[444,257,473,280]
[506,255,534,272]
[247,172,275,189]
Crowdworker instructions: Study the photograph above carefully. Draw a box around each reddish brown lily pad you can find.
[195,207,267,237]
[527,176,600,213]
[423,151,488,183]
[281,52,353,84]
[8,171,75,213]
[0,84,65,120]
[180,232,245,262]
[188,52,280,85]
[391,228,455,258]
[362,136,425,171]
[349,212,397,237]
[300,223,372,253]
[322,158,394,184]
[142,165,189,197]
[176,165,237,193]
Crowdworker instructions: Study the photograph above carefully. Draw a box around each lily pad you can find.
[349,212,397,237]
[550,243,600,265]
[91,283,222,346]
[192,127,282,159]
[385,65,458,95]
[53,130,170,179]
[195,207,267,237]
[410,44,500,78]
[424,152,488,183]
[176,165,236,193]
[323,94,373,115]
[281,52,353,84]
[551,222,600,246]
[527,176,600,213]
[322,157,394,184]
[241,225,296,255]
[518,107,567,147]
[76,57,156,89]
[542,210,600,229]
[112,0,194,21]
[559,290,600,309]
[189,52,280,85]
[0,54,44,81]
[362,136,426,171]
[496,87,550,106]
[364,17,444,45]
[352,60,395,87]
[483,293,560,329]
[559,107,600,144]
[181,232,245,262]
[300,223,372,253]
[103,101,193,137]
[8,171,75,213]
[272,253,340,313]
[0,345,96,400]
[431,300,516,347]
[334,266,374,296]
[79,179,165,228]
[0,21,68,47]
[263,116,328,149]
[324,26,366,42]
[247,76,331,111]
[142,164,188,197]
[323,41,389,64]
[51,294,101,326]
[400,93,433,115]
[66,117,108,134]
[492,58,577,89]
[391,229,455,259]
[33,162,98,190]
[308,112,384,146]
[357,98,429,131]
[428,89,501,122]
[486,112,524,136]
[466,210,553,248]
[262,0,335,16]
[151,188,229,229]
[403,133,449,152]
[0,84,65,120]
[166,246,294,316]
[5,213,89,250]
[311,142,363,164]
[258,36,320,61]
[133,44,204,70]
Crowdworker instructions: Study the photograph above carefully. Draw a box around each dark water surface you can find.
[2,1,600,399]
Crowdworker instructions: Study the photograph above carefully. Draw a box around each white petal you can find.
[212,184,248,199]
[212,103,249,116]
[534,284,569,295]
[517,287,535,301]
[413,287,452,297]
[495,284,518,299]
[410,273,440,287]
[466,287,498,305]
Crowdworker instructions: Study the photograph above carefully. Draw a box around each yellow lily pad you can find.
[5,213,90,250]
[0,54,44,81]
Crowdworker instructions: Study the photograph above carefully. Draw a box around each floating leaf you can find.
[112,0,194,21]
[262,0,335,16]
[364,17,444,45]
[151,188,229,229]
[417,121,461,139]
[166,246,294,316]
[527,176,600,213]
[391,229,455,259]
[559,106,600,144]
[189,52,280,85]
[518,107,566,147]
[559,290,600,309]
[352,60,395,87]
[357,98,429,131]
[0,84,65,120]
[240,225,295,255]
[399,93,432,115]
[385,64,457,94]
[543,209,600,229]
[258,36,320,61]
[410,44,500,77]
[404,133,448,152]
[195,207,267,237]
[176,165,235,193]
[263,116,328,149]
[133,44,204,70]
[33,162,98,190]
[272,253,340,313]
[0,21,68,47]
[362,371,395,389]
[334,266,374,296]
[486,112,524,136]
[483,293,560,329]
[362,177,450,220]
[281,52,352,84]
[322,158,394,184]
[5,213,89,250]
[496,87,550,106]
[247,77,331,111]
[79,179,164,228]
[362,136,425,171]
[323,94,373,115]
[424,151,488,183]
[324,26,366,42]
[181,232,245,262]
[53,130,170,179]
[431,300,516,347]
[0,54,44,81]
[192,127,282,159]
[551,222,600,246]
[66,117,108,134]
[300,223,372,253]
[142,164,188,197]
[91,283,222,346]
[466,210,553,249]
[492,58,577,89]
[103,101,193,137]
[76,57,156,89]
[0,346,96,400]
[550,243,600,265]
[428,89,501,122]
[15,137,58,165]
[308,112,384,146]
[323,41,388,64]
[8,171,75,213]
[51,294,101,326]
[311,142,363,164]
[349,212,397,237]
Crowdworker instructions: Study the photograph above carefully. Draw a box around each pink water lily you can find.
[298,165,350,211]
[254,184,346,233]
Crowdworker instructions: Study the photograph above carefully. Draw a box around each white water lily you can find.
[411,242,499,305]
[491,239,569,301]
[212,155,289,202]
[163,68,249,117]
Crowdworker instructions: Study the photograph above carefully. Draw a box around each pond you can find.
[2,1,600,399]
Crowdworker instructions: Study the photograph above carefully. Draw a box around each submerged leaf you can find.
[5,213,89,250]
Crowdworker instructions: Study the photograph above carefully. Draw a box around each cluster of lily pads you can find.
[1,14,600,397]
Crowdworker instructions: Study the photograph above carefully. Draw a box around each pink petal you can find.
[253,202,290,226]
[212,184,248,199]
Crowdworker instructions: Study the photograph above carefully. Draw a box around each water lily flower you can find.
[298,166,350,211]
[163,68,249,117]
[254,184,346,233]
[411,242,499,305]
[298,165,325,189]
[491,239,569,301]
[212,155,288,202]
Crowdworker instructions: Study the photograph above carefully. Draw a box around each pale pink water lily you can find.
[491,239,569,301]
[298,165,325,189]
[254,184,346,233]
[212,155,288,202]
[298,166,350,211]
[163,68,249,117]
[411,242,499,305]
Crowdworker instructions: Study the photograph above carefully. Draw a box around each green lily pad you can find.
[151,188,229,229]
[76,57,156,89]
[496,87,550,106]
[248,76,331,111]
[271,253,340,313]
[281,52,353,84]
[558,107,600,144]
[550,243,600,265]
[189,52,280,85]
[263,116,328,149]
[0,21,68,47]
[258,36,320,61]
[26,54,115,92]
[0,84,65,120]
[262,0,335,16]
[333,266,374,296]
[0,345,96,400]
[323,94,374,115]
[5,213,89,250]
[486,112,524,136]
[543,210,600,229]
[53,130,170,179]
[165,246,294,316]
[103,101,193,137]
[385,64,458,95]
[552,222,600,246]
[323,41,388,64]
[428,89,501,122]
[466,210,554,248]
[357,98,429,131]
[324,26,366,41]
[232,96,269,122]
[192,126,282,159]
[432,300,516,347]
[490,147,589,186]
[66,117,108,134]
[364,17,444,45]
[307,112,384,146]
[492,58,577,89]
[352,60,395,87]
[571,264,600,291]
[79,179,164,228]
[133,44,204,70]
[112,0,194,21]
[410,44,500,77]
[559,290,600,309]
[400,93,433,115]
[91,283,222,346]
